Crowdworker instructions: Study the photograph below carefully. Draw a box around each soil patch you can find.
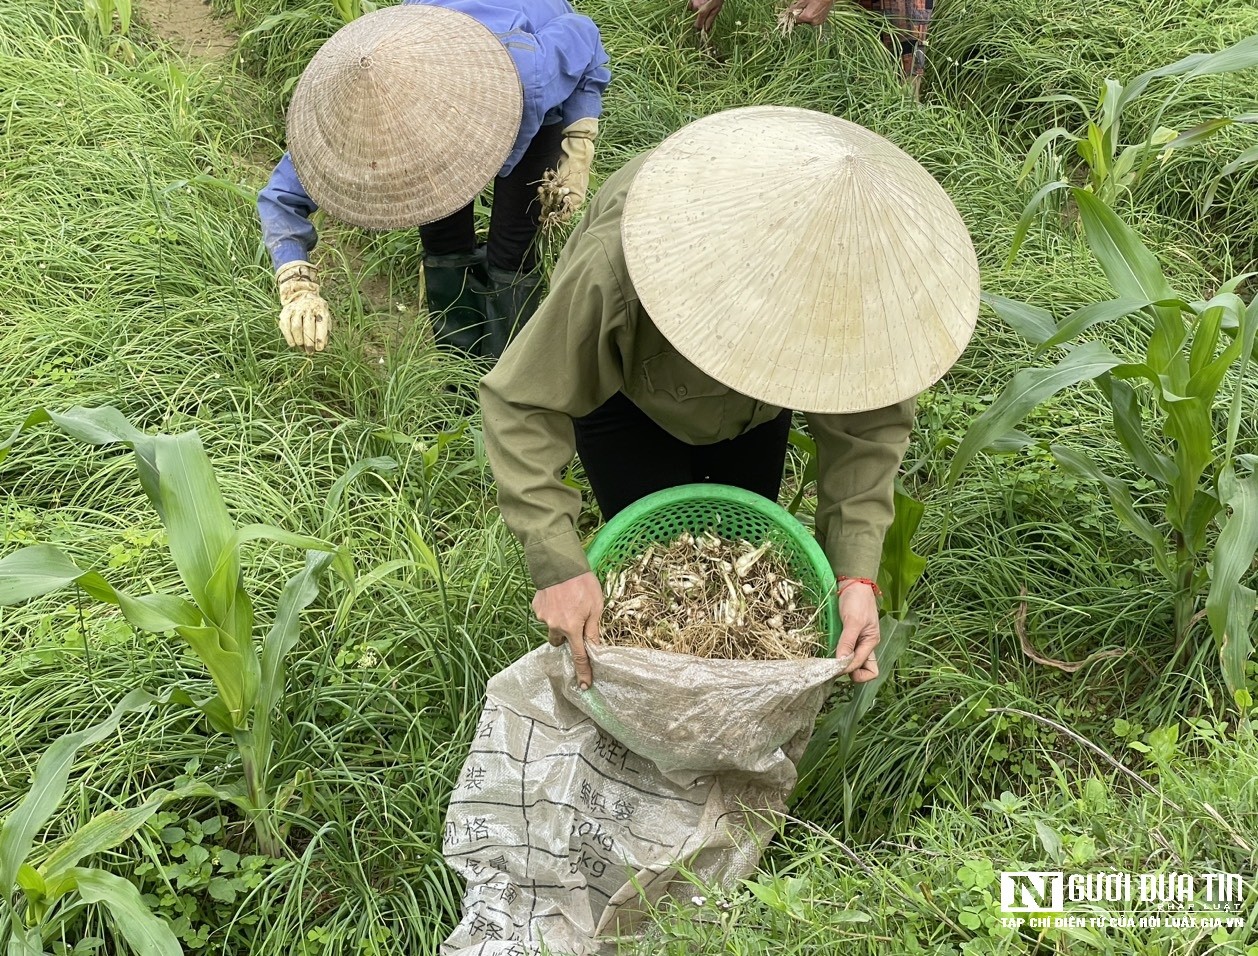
[142,0,237,60]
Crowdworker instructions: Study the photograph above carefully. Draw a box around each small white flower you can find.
[691,895,707,907]
[396,303,406,312]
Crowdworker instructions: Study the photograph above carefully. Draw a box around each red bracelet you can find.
[837,576,882,598]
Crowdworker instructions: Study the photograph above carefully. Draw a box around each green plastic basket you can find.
[585,483,839,655]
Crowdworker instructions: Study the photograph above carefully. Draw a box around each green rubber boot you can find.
[481,265,544,360]
[423,248,490,355]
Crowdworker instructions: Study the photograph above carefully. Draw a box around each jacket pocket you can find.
[641,351,729,403]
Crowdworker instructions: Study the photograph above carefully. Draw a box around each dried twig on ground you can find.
[600,531,822,660]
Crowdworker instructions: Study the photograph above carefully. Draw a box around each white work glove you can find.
[276,260,332,353]
[538,117,598,225]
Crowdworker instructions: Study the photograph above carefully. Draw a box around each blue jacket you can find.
[257,0,610,269]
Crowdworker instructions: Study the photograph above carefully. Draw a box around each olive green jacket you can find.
[481,152,916,590]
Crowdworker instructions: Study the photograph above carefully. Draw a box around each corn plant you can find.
[0,406,357,857]
[331,0,378,20]
[82,0,131,36]
[948,191,1258,705]
[0,691,223,955]
[1010,34,1258,260]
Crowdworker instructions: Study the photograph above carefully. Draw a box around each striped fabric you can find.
[855,0,933,84]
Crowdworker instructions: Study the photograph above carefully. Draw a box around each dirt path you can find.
[142,0,237,60]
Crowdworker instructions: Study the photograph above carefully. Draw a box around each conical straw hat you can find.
[620,106,980,414]
[286,5,522,230]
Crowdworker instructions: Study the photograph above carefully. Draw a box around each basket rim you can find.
[585,483,839,655]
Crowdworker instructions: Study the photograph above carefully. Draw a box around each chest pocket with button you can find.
[640,351,731,443]
[642,352,728,401]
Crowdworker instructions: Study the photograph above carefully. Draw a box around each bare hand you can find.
[532,572,603,690]
[784,0,836,26]
[835,583,880,682]
[690,0,724,33]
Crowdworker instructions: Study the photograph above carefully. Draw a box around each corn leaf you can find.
[1071,188,1173,300]
[1188,305,1226,377]
[1204,291,1258,700]
[946,341,1122,485]
[1072,189,1184,372]
[147,432,258,725]
[154,432,244,633]
[1099,78,1124,136]
[1038,296,1184,352]
[982,293,1058,346]
[1207,468,1258,698]
[39,783,216,885]
[0,409,53,466]
[1119,35,1258,110]
[1107,363,1214,535]
[5,923,41,956]
[1095,374,1175,485]
[231,526,352,583]
[253,551,337,772]
[1051,446,1171,578]
[0,407,160,513]
[1163,117,1236,151]
[0,690,157,896]
[1085,123,1109,185]
[174,624,254,730]
[116,592,203,632]
[14,865,44,900]
[877,485,927,619]
[0,545,112,606]
[1186,316,1243,400]
[1182,490,1223,558]
[167,689,236,737]
[0,545,201,633]
[71,868,182,956]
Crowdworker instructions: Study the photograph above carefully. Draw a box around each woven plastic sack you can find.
[440,641,847,955]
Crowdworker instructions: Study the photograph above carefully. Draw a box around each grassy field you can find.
[2,0,1257,953]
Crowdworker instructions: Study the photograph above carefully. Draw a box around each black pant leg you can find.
[573,392,694,520]
[486,122,566,273]
[419,201,477,258]
[691,409,793,503]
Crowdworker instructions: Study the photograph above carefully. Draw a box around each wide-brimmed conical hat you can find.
[620,106,980,414]
[286,5,522,230]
